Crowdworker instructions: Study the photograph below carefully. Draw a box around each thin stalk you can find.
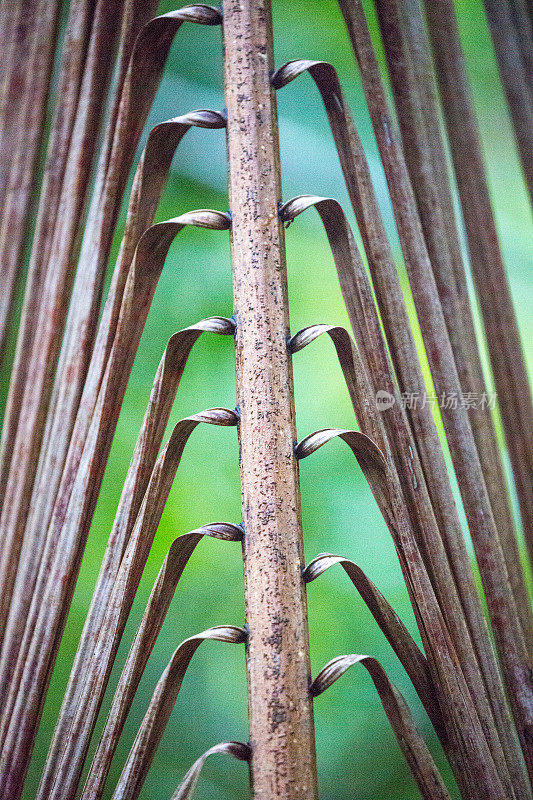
[0,0,95,511]
[0,0,24,99]
[0,0,60,360]
[0,0,26,189]
[377,0,533,648]
[483,0,533,199]
[422,0,533,569]
[0,0,124,639]
[274,62,526,794]
[507,0,533,89]
[281,195,511,799]
[222,2,318,798]
[338,0,533,773]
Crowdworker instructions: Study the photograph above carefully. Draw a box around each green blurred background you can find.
[7,0,531,798]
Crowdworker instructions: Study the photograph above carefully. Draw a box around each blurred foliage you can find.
[4,1,530,798]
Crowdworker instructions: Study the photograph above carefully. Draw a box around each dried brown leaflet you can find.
[290,312,523,791]
[303,552,441,736]
[25,0,162,546]
[0,0,96,506]
[0,0,36,194]
[83,523,244,800]
[311,655,452,800]
[0,210,228,708]
[0,0,24,98]
[0,0,125,637]
[37,4,224,572]
[38,410,238,800]
[421,0,533,568]
[284,196,516,798]
[222,1,318,798]
[289,324,387,451]
[37,318,233,800]
[274,53,507,657]
[110,626,248,800]
[0,4,224,648]
[0,0,61,359]
[0,211,231,799]
[170,741,251,800]
[1,111,227,702]
[296,425,507,799]
[275,64,527,791]
[0,0,157,508]
[374,0,533,647]
[335,2,533,772]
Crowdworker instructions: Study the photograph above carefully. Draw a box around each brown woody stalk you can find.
[422,0,533,569]
[222,2,318,798]
[0,0,124,640]
[281,196,512,799]
[0,0,95,510]
[0,211,230,798]
[0,0,23,99]
[375,0,533,647]
[0,0,60,360]
[338,0,533,774]
[483,0,533,199]
[275,60,529,794]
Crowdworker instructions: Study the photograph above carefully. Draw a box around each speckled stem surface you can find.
[222,2,318,798]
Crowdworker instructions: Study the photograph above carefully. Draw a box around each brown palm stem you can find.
[222,2,318,798]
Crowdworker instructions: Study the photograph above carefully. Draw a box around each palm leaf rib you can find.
[311,655,452,800]
[276,50,530,785]
[83,524,244,800]
[303,553,442,737]
[169,741,251,800]
[0,0,61,360]
[282,194,528,796]
[111,626,247,800]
